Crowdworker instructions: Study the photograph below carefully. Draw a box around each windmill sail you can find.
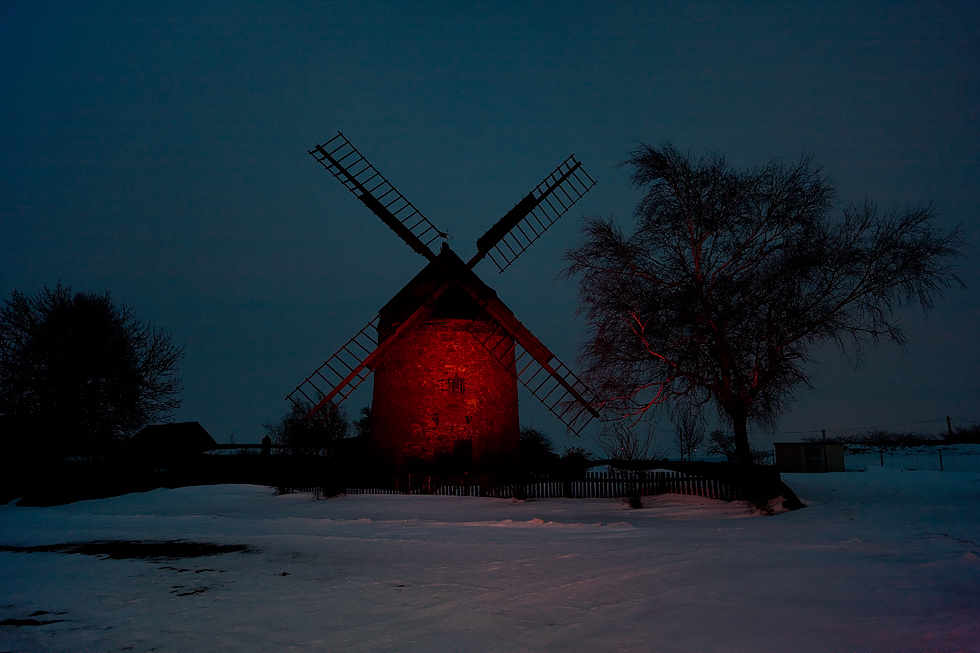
[298,133,601,439]
[457,284,600,434]
[471,155,596,272]
[288,282,454,419]
[310,133,448,261]
[287,316,380,415]
[468,310,599,435]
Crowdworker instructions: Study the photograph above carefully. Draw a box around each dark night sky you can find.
[2,1,978,453]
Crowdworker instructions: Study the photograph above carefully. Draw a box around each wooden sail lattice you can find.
[467,314,598,435]
[480,155,596,273]
[287,316,380,413]
[310,132,448,252]
[297,132,601,429]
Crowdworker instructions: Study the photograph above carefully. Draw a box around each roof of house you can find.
[129,421,217,455]
[378,244,499,328]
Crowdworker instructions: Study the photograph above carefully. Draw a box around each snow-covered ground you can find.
[2,448,979,652]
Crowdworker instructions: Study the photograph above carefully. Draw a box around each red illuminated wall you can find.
[371,317,519,469]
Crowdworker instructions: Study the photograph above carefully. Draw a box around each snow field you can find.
[1,450,979,652]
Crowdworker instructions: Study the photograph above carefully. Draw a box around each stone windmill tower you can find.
[288,133,599,469]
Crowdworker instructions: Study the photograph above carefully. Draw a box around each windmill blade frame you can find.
[287,316,380,415]
[468,311,600,435]
[296,133,602,452]
[457,286,601,434]
[310,133,448,262]
[470,155,596,272]
[288,281,453,419]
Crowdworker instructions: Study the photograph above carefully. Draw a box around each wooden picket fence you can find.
[342,470,742,501]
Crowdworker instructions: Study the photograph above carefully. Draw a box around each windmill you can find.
[288,133,600,469]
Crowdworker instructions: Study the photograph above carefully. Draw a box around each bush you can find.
[264,403,349,457]
[519,426,559,472]
[559,446,595,475]
[947,424,980,444]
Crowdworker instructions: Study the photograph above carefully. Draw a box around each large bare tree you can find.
[0,285,183,457]
[565,143,962,465]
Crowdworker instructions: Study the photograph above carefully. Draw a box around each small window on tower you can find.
[448,377,465,394]
[432,412,440,425]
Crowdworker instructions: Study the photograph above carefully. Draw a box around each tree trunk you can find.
[732,413,754,466]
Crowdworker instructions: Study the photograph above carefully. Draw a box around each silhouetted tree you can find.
[595,421,664,467]
[672,404,705,462]
[354,406,372,439]
[519,426,559,471]
[705,428,738,463]
[595,422,664,509]
[264,402,349,457]
[705,428,770,465]
[559,446,595,475]
[0,285,183,458]
[566,142,962,465]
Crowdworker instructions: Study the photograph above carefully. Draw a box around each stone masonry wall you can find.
[371,318,520,468]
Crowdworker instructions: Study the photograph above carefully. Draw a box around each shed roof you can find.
[129,421,217,454]
[378,244,498,328]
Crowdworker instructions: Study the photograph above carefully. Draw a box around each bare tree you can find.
[595,421,664,465]
[264,402,349,457]
[672,405,705,462]
[566,142,963,465]
[595,421,666,509]
[0,285,183,457]
[705,428,737,463]
[706,428,771,465]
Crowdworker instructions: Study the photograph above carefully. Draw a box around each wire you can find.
[777,419,944,435]
[774,417,979,436]
[950,417,980,425]
[606,417,978,437]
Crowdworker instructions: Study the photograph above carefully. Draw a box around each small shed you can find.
[774,442,845,473]
[128,422,217,466]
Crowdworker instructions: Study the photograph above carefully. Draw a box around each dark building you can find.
[372,246,520,469]
[128,422,217,468]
